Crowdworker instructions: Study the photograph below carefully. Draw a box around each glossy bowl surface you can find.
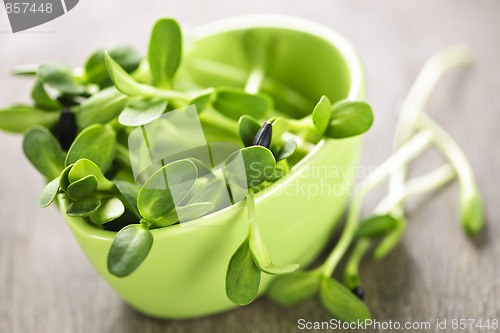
[61,15,366,319]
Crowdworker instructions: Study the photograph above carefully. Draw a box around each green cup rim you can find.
[62,15,365,239]
[191,15,365,100]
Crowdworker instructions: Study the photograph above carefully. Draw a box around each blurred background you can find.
[1,0,499,332]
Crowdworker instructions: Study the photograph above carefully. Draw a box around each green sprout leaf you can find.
[84,45,142,86]
[76,87,128,129]
[319,277,371,323]
[23,126,64,179]
[276,139,297,161]
[59,164,74,192]
[114,180,140,218]
[148,18,182,88]
[186,158,213,177]
[90,198,125,225]
[31,79,60,110]
[68,158,115,191]
[118,98,167,127]
[373,216,407,259]
[224,146,276,189]
[107,224,154,277]
[66,175,98,201]
[325,100,374,138]
[269,117,286,136]
[267,271,321,306]
[39,177,61,208]
[0,106,59,133]
[269,117,287,154]
[37,62,85,95]
[65,124,116,172]
[176,202,214,221]
[356,214,399,240]
[152,202,214,228]
[268,159,289,182]
[189,89,214,113]
[213,87,270,120]
[66,197,101,217]
[312,95,332,134]
[105,52,153,97]
[226,238,261,305]
[187,177,231,212]
[239,115,261,147]
[137,159,198,220]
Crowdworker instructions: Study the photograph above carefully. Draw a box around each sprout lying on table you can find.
[0,17,483,323]
[268,45,484,322]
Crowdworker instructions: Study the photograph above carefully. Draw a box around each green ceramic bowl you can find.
[60,15,366,319]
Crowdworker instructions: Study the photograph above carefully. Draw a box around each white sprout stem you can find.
[416,112,478,198]
[245,68,265,94]
[344,164,455,285]
[374,164,456,214]
[321,131,433,276]
[389,45,473,214]
[246,191,257,225]
[144,85,191,103]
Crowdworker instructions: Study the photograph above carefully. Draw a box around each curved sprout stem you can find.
[417,113,484,234]
[320,131,433,277]
[344,163,456,287]
[375,164,455,214]
[389,45,473,215]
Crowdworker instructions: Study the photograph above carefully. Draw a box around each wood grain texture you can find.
[1,1,499,332]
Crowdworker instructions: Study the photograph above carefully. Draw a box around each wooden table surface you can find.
[1,1,499,332]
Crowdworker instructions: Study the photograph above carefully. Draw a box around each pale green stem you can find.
[247,191,257,225]
[320,131,433,276]
[285,116,314,132]
[416,113,484,233]
[345,163,456,286]
[374,164,456,214]
[149,87,191,105]
[198,108,240,138]
[283,116,321,146]
[344,240,370,288]
[417,114,475,195]
[389,45,473,215]
[245,68,265,94]
[243,59,316,157]
[129,80,191,108]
